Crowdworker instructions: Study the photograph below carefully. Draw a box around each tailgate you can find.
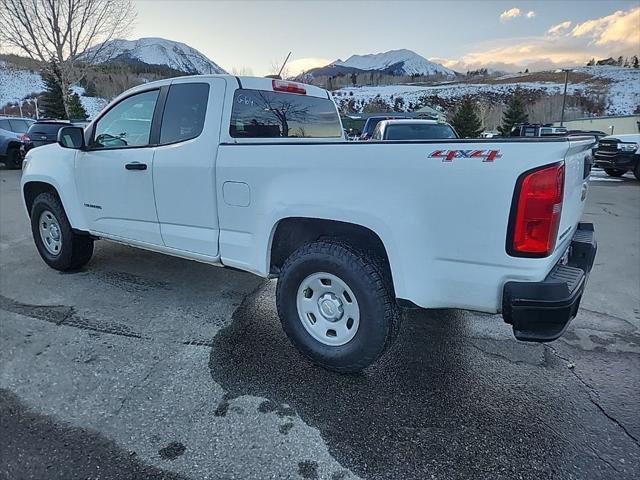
[557,138,592,248]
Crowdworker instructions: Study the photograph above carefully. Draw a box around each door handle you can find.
[125,162,147,171]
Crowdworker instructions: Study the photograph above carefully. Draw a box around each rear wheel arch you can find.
[269,217,395,291]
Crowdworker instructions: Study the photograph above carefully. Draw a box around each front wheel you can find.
[276,240,401,373]
[634,161,640,181]
[30,192,94,271]
[604,168,627,177]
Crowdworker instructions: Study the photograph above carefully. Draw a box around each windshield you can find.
[28,123,67,136]
[363,116,407,135]
[384,123,457,140]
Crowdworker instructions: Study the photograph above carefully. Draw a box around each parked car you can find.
[510,123,568,137]
[21,76,596,372]
[593,134,640,180]
[359,115,409,140]
[0,116,34,168]
[371,119,458,141]
[21,120,72,157]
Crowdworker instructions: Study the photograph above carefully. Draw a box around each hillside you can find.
[331,66,639,128]
[84,37,226,75]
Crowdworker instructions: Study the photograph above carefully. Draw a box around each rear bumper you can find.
[594,152,638,170]
[502,223,597,342]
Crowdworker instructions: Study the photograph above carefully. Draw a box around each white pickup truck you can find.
[21,76,597,372]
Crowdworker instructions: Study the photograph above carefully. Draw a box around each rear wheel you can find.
[30,192,94,271]
[604,168,626,177]
[5,148,21,169]
[276,240,401,373]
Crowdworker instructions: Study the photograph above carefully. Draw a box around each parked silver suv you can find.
[0,117,34,169]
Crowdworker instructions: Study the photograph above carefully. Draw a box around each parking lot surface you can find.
[1,167,639,480]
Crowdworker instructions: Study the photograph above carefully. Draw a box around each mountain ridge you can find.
[301,49,456,79]
[83,37,226,75]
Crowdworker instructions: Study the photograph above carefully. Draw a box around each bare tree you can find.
[231,66,254,76]
[255,91,310,137]
[0,0,135,115]
[269,58,290,80]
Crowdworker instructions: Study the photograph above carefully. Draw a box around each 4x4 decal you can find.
[429,149,502,162]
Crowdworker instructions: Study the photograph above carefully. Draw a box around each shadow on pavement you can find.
[0,389,187,480]
[208,283,635,480]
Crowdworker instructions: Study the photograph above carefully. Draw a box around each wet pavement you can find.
[1,168,639,479]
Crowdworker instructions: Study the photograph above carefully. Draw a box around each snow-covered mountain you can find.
[333,49,456,77]
[84,37,226,75]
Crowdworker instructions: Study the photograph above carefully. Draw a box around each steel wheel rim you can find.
[39,210,62,256]
[296,272,360,346]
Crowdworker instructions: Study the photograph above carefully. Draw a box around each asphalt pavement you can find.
[0,167,638,480]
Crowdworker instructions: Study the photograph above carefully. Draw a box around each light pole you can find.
[559,68,571,126]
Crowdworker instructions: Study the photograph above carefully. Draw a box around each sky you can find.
[131,0,640,75]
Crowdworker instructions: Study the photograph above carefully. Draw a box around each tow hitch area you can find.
[502,223,597,342]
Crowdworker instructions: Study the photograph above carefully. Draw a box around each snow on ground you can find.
[71,85,108,119]
[0,60,45,108]
[0,63,107,120]
[332,66,640,115]
[573,66,640,115]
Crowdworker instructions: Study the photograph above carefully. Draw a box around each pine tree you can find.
[498,93,529,135]
[633,56,639,69]
[450,97,483,138]
[40,66,67,119]
[67,93,87,121]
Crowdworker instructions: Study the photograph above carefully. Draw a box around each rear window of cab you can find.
[229,89,342,138]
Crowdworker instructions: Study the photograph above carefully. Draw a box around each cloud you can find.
[548,21,572,36]
[500,7,521,22]
[499,7,536,22]
[435,6,639,73]
[571,7,640,47]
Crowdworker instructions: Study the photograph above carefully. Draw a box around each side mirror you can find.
[57,126,86,150]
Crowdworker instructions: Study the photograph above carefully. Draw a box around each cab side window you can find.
[159,83,209,144]
[91,90,159,149]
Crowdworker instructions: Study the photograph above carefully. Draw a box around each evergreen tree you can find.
[633,56,639,69]
[498,93,529,135]
[40,67,66,119]
[450,97,483,138]
[67,93,87,121]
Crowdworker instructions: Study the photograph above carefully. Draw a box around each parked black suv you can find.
[21,120,72,157]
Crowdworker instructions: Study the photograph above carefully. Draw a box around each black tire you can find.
[276,240,401,373]
[30,192,94,271]
[604,168,626,177]
[634,161,640,182]
[6,148,22,169]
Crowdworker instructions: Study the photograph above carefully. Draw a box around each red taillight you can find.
[272,79,306,95]
[509,163,564,257]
